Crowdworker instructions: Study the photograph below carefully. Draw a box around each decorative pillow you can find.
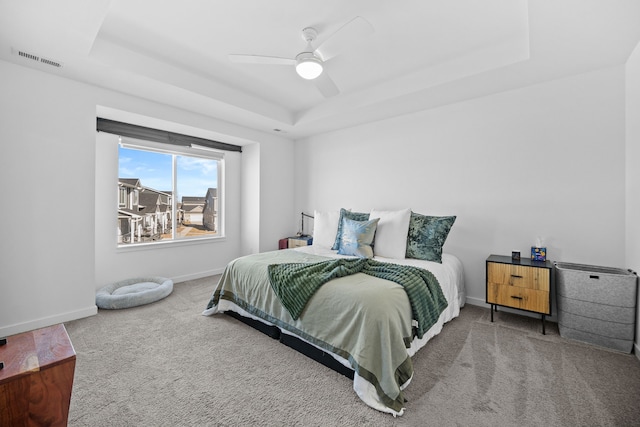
[337,217,380,258]
[312,210,342,249]
[369,208,411,259]
[332,208,370,250]
[405,212,456,263]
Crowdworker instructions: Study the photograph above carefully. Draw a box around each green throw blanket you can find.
[268,258,448,339]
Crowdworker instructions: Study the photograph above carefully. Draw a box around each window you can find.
[118,187,127,208]
[117,138,223,246]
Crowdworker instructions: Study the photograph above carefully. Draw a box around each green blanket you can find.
[268,258,448,339]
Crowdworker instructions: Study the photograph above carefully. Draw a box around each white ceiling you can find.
[1,0,639,141]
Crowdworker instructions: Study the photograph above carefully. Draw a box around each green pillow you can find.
[332,208,370,250]
[405,212,456,263]
[337,218,380,258]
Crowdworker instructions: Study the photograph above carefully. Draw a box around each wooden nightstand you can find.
[486,254,553,334]
[288,236,312,248]
[279,236,313,249]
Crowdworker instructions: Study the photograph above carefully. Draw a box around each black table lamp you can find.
[299,212,314,237]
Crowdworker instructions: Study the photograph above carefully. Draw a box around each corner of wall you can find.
[625,39,640,350]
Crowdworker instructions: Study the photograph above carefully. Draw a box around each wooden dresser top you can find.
[0,324,75,384]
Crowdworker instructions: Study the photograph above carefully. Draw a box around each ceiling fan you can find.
[229,16,374,98]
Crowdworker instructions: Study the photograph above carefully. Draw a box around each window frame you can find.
[116,137,225,249]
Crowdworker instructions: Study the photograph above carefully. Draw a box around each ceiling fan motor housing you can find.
[295,51,323,79]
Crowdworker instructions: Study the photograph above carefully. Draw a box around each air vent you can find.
[12,48,63,68]
[18,51,39,61]
[39,57,62,68]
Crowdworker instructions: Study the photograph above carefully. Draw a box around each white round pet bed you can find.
[96,277,173,309]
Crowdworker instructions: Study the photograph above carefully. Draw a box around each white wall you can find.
[0,59,294,336]
[257,138,296,253]
[625,41,640,353]
[239,139,296,255]
[295,66,627,311]
[241,142,261,255]
[0,61,97,336]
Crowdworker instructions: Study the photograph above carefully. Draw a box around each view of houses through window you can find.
[117,143,221,245]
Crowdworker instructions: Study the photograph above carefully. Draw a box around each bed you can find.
[202,209,465,416]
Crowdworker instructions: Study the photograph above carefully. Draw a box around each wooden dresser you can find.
[0,324,76,427]
[486,254,553,334]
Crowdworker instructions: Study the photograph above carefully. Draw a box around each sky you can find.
[118,146,218,200]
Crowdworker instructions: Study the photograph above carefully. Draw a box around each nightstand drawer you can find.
[288,237,312,248]
[487,262,549,292]
[487,283,550,314]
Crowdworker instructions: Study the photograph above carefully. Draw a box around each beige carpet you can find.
[64,276,640,426]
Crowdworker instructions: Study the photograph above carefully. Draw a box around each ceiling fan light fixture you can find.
[295,52,323,80]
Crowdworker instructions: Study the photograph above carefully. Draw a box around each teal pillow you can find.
[332,208,370,250]
[337,218,380,258]
[405,212,456,263]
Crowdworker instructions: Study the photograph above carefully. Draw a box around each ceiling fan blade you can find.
[313,72,340,98]
[314,16,374,61]
[228,54,295,66]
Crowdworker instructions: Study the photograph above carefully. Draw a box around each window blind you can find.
[96,118,242,153]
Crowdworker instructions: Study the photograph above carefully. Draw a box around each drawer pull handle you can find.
[510,296,523,300]
[589,275,599,280]
[511,275,523,279]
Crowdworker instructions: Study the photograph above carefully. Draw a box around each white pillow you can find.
[369,208,411,259]
[312,210,342,249]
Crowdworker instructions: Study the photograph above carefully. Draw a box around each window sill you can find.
[116,235,226,253]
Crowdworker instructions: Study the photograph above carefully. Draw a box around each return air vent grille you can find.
[12,48,63,68]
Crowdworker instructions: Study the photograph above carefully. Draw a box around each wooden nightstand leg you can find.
[541,314,546,335]
[490,304,494,322]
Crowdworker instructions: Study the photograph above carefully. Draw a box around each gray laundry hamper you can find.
[555,262,637,353]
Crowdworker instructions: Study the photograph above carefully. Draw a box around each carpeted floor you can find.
[64,276,640,426]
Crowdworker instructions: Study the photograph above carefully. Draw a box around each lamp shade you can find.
[295,52,323,80]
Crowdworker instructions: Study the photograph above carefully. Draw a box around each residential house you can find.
[117,178,172,243]
[203,188,218,232]
[180,196,205,225]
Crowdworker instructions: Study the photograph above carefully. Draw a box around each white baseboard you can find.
[464,295,488,307]
[172,268,225,284]
[0,305,97,338]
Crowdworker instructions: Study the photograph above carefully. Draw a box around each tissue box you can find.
[531,247,547,261]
